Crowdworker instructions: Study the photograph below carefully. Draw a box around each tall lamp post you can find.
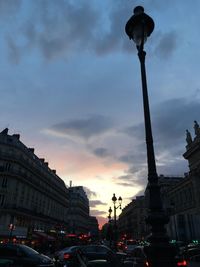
[108,207,112,223]
[125,6,176,266]
[112,193,122,251]
[107,207,113,248]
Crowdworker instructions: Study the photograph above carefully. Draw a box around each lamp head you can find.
[112,193,117,203]
[125,6,154,46]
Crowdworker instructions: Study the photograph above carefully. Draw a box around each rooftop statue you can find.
[186,129,192,145]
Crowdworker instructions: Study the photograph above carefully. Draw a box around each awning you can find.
[33,232,55,241]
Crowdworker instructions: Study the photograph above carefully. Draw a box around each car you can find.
[54,245,127,267]
[123,240,138,256]
[126,246,147,267]
[80,245,126,263]
[184,246,200,260]
[0,243,55,267]
[54,246,80,266]
[189,254,200,267]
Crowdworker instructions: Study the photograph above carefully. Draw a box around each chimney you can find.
[52,170,56,174]
[44,162,49,167]
[70,180,72,187]
[40,158,45,163]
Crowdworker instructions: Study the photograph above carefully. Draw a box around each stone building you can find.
[68,185,97,235]
[0,128,69,239]
[166,121,200,242]
[118,196,147,240]
[118,121,200,243]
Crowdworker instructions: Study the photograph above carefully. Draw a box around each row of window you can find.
[0,194,5,206]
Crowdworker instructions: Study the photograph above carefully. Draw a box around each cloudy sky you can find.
[1,0,200,227]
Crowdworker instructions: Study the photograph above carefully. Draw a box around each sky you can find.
[1,0,200,228]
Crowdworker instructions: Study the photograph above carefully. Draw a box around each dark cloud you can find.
[116,169,147,188]
[117,97,198,189]
[153,98,200,149]
[90,209,107,216]
[115,181,133,187]
[93,148,110,158]
[119,145,146,165]
[122,98,200,154]
[154,31,178,59]
[2,0,183,62]
[50,115,114,140]
[89,200,107,208]
[6,35,21,64]
[83,187,97,199]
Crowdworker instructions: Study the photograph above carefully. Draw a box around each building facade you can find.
[68,185,93,235]
[118,196,147,240]
[0,128,69,239]
[166,122,200,242]
[0,128,99,241]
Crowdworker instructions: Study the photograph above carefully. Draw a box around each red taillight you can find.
[64,253,72,259]
[177,260,187,266]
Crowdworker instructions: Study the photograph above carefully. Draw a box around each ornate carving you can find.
[186,129,192,145]
[194,120,200,136]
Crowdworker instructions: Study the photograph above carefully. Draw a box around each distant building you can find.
[88,216,99,239]
[68,185,89,234]
[0,128,69,239]
[118,196,147,240]
[68,184,98,235]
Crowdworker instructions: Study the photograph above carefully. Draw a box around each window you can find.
[0,195,5,206]
[0,163,11,172]
[82,246,96,253]
[2,177,7,188]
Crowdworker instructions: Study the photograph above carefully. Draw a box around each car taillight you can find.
[177,260,187,266]
[64,253,72,259]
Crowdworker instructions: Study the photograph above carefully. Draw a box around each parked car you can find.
[189,254,200,267]
[123,240,138,256]
[54,246,80,266]
[80,245,127,263]
[127,246,147,267]
[54,245,127,267]
[181,245,200,261]
[0,243,55,267]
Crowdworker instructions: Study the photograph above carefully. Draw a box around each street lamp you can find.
[125,6,176,266]
[107,207,113,248]
[108,207,112,223]
[111,193,122,251]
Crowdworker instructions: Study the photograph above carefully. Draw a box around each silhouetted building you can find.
[68,185,93,234]
[166,122,200,241]
[0,129,69,239]
[118,196,147,240]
